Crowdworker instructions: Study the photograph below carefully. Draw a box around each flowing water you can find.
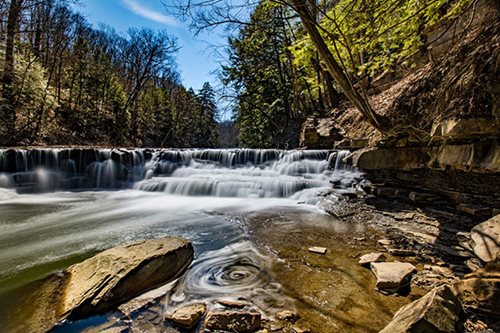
[0,148,363,331]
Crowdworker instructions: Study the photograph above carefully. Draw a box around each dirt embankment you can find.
[332,18,499,146]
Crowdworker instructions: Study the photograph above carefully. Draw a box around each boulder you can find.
[358,252,386,267]
[370,262,417,292]
[380,285,462,333]
[453,264,500,317]
[470,214,500,262]
[61,236,194,320]
[7,236,194,333]
[204,310,261,333]
[167,303,207,328]
[299,117,343,149]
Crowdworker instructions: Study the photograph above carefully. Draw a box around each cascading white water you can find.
[0,148,358,198]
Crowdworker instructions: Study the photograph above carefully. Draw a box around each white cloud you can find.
[122,0,179,27]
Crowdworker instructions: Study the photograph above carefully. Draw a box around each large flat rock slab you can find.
[380,285,462,333]
[62,236,194,319]
[471,214,500,262]
[371,262,416,292]
[6,236,193,333]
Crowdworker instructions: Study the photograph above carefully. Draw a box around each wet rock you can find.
[453,264,500,317]
[167,303,206,328]
[358,252,386,267]
[118,283,175,317]
[62,237,194,320]
[370,262,417,292]
[378,239,392,246]
[276,310,299,322]
[308,246,327,254]
[470,214,500,262]
[216,299,251,309]
[379,285,462,333]
[204,310,261,333]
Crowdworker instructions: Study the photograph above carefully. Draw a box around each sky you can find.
[73,0,227,91]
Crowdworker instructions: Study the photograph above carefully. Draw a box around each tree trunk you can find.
[291,0,390,132]
[2,0,23,140]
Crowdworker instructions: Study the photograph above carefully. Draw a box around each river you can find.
[0,148,403,332]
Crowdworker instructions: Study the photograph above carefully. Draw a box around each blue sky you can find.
[73,0,226,91]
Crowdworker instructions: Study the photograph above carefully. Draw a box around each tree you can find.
[1,0,23,143]
[168,0,478,135]
[195,82,219,147]
[0,0,207,147]
[222,1,302,147]
[117,28,179,143]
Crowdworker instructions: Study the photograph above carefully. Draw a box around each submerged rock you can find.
[167,303,207,328]
[216,299,252,309]
[204,310,261,333]
[471,214,500,263]
[370,262,417,292]
[380,285,462,333]
[358,252,386,267]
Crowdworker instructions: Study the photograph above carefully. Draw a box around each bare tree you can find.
[2,0,23,139]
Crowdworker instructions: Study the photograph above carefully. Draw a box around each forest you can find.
[0,0,219,147]
[0,0,493,147]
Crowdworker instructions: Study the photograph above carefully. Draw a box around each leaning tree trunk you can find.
[291,0,390,133]
[2,0,23,142]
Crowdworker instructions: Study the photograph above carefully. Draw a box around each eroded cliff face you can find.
[300,13,500,218]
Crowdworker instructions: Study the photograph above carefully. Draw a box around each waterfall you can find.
[0,148,357,197]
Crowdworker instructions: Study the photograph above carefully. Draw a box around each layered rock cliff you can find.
[300,10,500,219]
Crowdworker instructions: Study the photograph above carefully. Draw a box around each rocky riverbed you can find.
[1,191,498,333]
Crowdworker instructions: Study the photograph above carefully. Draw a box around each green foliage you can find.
[223,0,303,148]
[292,0,475,80]
[195,82,219,148]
